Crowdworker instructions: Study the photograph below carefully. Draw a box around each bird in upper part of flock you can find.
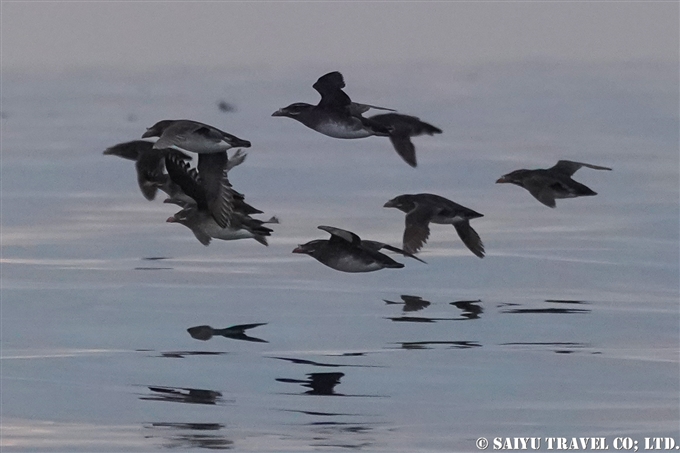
[187,323,268,343]
[103,140,190,201]
[142,119,251,154]
[384,193,485,258]
[164,153,275,245]
[496,160,612,208]
[364,113,442,167]
[272,71,392,138]
[103,140,248,203]
[141,119,251,227]
[273,71,441,167]
[292,225,426,273]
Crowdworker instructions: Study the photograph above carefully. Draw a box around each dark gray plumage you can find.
[292,225,425,273]
[367,113,442,167]
[272,71,392,139]
[164,153,274,245]
[103,140,191,201]
[142,119,251,154]
[384,193,485,258]
[496,160,612,208]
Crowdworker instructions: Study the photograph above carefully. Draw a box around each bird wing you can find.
[313,71,352,110]
[189,125,225,144]
[164,153,209,209]
[224,322,268,332]
[403,204,434,254]
[550,160,612,176]
[523,177,558,208]
[197,153,236,228]
[134,148,166,201]
[216,323,268,342]
[362,241,427,264]
[453,221,485,258]
[348,102,396,116]
[388,133,417,167]
[313,71,345,92]
[318,225,362,245]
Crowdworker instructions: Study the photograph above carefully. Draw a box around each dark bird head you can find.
[166,208,194,226]
[496,169,532,186]
[292,240,324,257]
[383,194,416,213]
[141,120,175,138]
[272,103,313,118]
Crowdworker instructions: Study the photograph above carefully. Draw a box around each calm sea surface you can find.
[1,61,678,452]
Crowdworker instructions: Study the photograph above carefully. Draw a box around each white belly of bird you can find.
[205,223,255,241]
[331,255,382,273]
[315,121,373,139]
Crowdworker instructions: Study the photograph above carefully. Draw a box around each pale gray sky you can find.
[2,2,677,71]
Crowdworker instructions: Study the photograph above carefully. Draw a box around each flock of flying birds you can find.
[104,71,612,273]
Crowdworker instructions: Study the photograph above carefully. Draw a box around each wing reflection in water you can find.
[501,307,590,314]
[141,386,226,405]
[394,341,482,350]
[450,299,484,319]
[269,356,377,368]
[277,372,345,396]
[187,323,268,343]
[500,341,596,354]
[499,299,591,314]
[144,422,233,450]
[159,351,227,359]
[383,295,431,312]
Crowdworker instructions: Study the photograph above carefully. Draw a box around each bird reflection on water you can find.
[450,299,484,319]
[140,386,225,405]
[277,372,345,396]
[499,299,591,315]
[187,323,268,343]
[384,295,431,312]
[395,341,482,350]
[144,423,233,450]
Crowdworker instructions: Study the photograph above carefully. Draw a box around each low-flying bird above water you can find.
[384,193,485,258]
[103,140,188,201]
[273,71,440,167]
[138,120,252,227]
[166,207,276,246]
[103,140,246,203]
[142,119,251,154]
[293,225,425,273]
[164,153,275,245]
[272,71,392,139]
[496,160,612,208]
[365,113,441,167]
